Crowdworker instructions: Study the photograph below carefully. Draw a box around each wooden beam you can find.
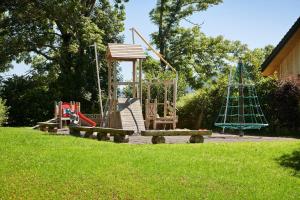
[93,127,134,136]
[132,60,136,98]
[141,130,212,136]
[107,60,112,127]
[69,126,134,136]
[139,59,143,103]
[117,81,139,86]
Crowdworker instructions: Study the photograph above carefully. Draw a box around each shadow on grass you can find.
[277,150,300,177]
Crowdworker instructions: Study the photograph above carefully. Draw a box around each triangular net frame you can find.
[215,62,268,130]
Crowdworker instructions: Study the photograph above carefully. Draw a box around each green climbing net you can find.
[215,62,268,131]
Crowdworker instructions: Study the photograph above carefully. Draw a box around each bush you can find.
[177,79,226,129]
[178,77,300,136]
[257,79,300,135]
[0,75,56,126]
[0,98,8,126]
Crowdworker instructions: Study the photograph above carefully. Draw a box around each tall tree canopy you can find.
[150,0,222,59]
[0,0,128,101]
[148,0,272,90]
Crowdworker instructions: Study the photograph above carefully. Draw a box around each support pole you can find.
[94,43,104,119]
[132,60,136,98]
[107,60,112,127]
[139,59,143,104]
[238,62,245,136]
[164,83,168,118]
[113,62,117,101]
[222,66,233,134]
[173,76,177,129]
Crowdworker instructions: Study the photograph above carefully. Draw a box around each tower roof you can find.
[107,43,146,61]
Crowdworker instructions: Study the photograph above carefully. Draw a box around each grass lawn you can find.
[0,128,300,199]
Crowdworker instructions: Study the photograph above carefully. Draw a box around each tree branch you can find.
[30,48,56,61]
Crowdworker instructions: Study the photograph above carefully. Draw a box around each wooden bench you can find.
[93,127,134,143]
[38,122,59,133]
[141,130,212,144]
[69,126,94,137]
[69,126,134,143]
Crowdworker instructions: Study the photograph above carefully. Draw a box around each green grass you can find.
[0,128,300,200]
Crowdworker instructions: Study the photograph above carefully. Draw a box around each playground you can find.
[0,1,299,199]
[35,28,272,145]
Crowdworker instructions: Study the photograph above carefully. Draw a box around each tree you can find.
[150,0,222,60]
[0,0,128,103]
[144,24,249,90]
[148,1,259,90]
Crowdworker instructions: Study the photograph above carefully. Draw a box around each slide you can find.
[78,112,97,127]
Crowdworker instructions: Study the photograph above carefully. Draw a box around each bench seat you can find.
[68,126,134,143]
[38,122,59,133]
[141,129,212,144]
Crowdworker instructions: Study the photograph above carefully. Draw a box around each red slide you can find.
[78,112,96,127]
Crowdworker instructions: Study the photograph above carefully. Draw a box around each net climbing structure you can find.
[215,62,268,131]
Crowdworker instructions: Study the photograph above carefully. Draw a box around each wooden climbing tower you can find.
[106,43,146,132]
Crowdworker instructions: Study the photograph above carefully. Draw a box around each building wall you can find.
[277,40,300,86]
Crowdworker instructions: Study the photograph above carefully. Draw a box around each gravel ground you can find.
[56,129,298,144]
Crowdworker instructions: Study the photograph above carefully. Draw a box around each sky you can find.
[4,0,300,81]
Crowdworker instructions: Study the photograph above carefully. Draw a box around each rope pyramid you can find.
[215,62,268,131]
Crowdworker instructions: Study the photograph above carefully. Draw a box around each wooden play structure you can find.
[104,28,178,133]
[145,80,178,130]
[36,101,97,132]
[36,27,212,144]
[105,43,146,133]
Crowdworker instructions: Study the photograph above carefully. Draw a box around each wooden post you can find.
[153,99,158,130]
[54,101,57,119]
[78,102,81,126]
[132,60,136,98]
[145,99,149,129]
[113,62,117,100]
[238,62,245,136]
[94,43,104,119]
[107,60,112,127]
[139,59,142,104]
[164,82,168,118]
[59,101,62,129]
[173,78,177,129]
[147,84,151,101]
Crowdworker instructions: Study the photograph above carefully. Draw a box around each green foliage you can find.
[150,0,222,57]
[0,75,57,126]
[177,77,227,129]
[164,27,248,88]
[0,0,129,125]
[178,74,300,136]
[0,0,127,102]
[0,98,8,126]
[149,0,256,89]
[256,79,300,134]
[1,128,300,199]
